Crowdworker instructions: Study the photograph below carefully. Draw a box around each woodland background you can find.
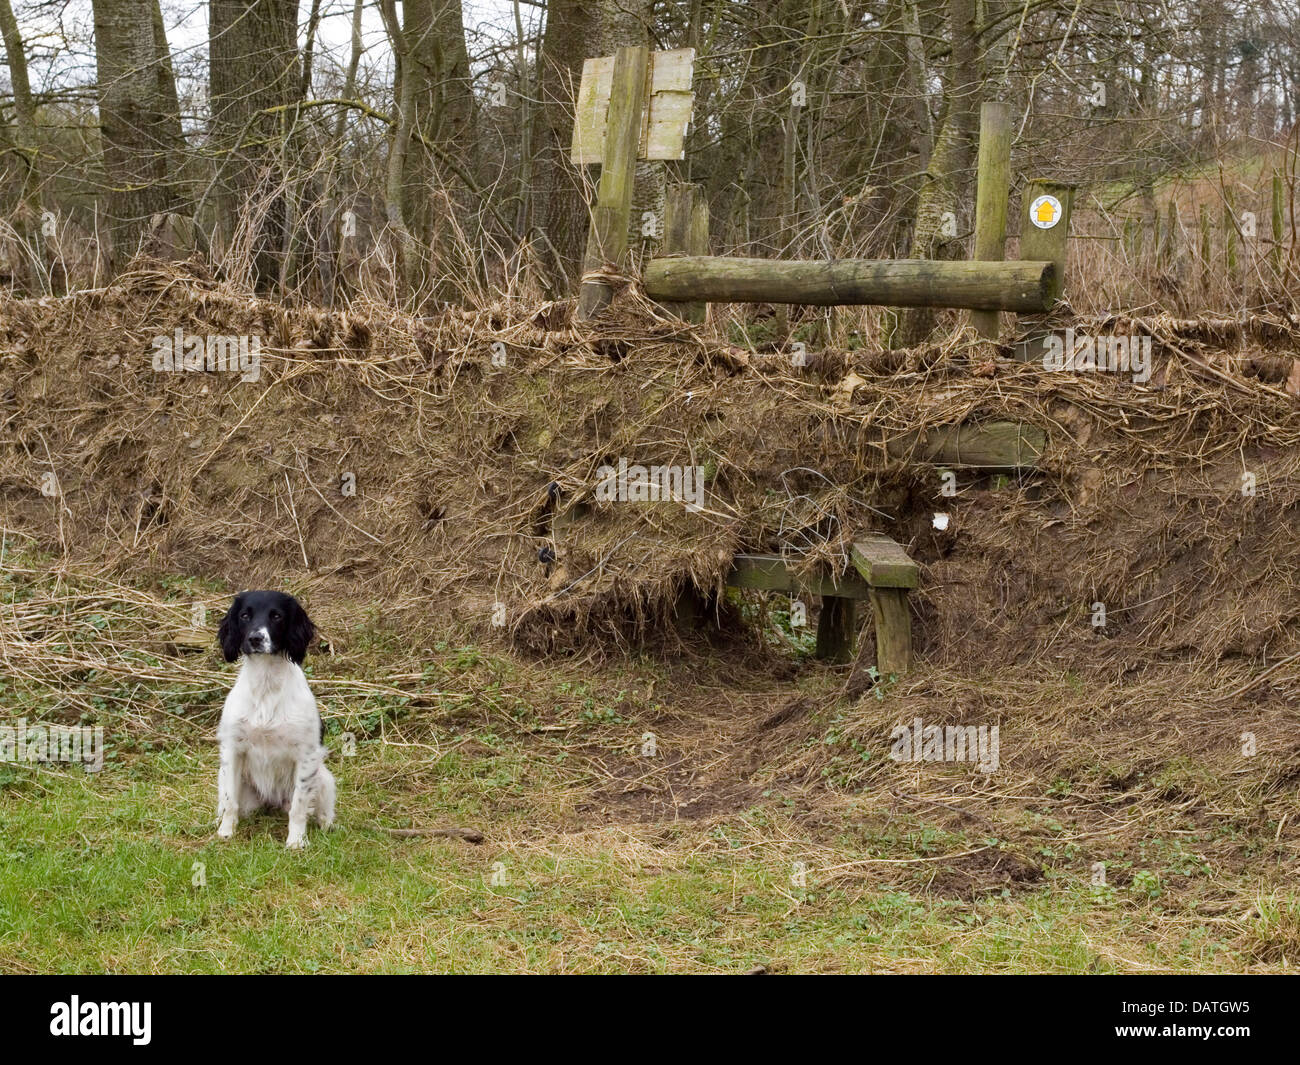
[1,1,1298,334]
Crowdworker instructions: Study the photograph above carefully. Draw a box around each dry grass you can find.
[3,261,1300,665]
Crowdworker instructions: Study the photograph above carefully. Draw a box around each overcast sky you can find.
[6,0,536,96]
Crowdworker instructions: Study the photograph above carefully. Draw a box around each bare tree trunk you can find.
[378,0,418,303]
[395,0,476,307]
[512,0,534,241]
[1,0,47,289]
[92,0,180,271]
[1137,43,1158,257]
[319,0,365,304]
[208,0,302,292]
[897,0,980,345]
[533,0,599,292]
[150,0,185,160]
[0,0,37,202]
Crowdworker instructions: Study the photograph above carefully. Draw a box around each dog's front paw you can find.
[285,834,309,850]
[216,820,236,840]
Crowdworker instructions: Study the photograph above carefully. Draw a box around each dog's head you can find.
[218,590,315,665]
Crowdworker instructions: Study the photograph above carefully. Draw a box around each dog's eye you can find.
[270,611,281,621]
[240,611,251,620]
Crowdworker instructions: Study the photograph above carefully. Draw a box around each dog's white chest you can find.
[243,743,297,809]
[220,659,319,752]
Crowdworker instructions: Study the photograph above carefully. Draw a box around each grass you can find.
[0,750,1202,974]
[0,733,1274,973]
[0,538,1291,973]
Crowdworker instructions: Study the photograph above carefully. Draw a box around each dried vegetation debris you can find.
[0,262,1298,672]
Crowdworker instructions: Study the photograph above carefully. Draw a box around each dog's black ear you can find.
[284,597,316,665]
[217,595,243,663]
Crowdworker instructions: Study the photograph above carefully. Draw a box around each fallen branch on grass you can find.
[383,826,485,844]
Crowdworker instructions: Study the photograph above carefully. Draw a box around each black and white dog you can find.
[216,590,335,849]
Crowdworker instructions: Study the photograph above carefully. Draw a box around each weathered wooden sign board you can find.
[571,47,695,164]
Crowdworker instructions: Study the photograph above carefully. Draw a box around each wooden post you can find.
[1013,178,1075,360]
[659,183,710,323]
[848,537,918,679]
[1018,178,1074,305]
[578,46,649,320]
[815,597,856,664]
[970,101,1012,339]
[869,588,912,677]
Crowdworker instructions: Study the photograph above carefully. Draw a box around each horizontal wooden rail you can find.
[644,256,1056,312]
[884,420,1045,469]
[724,536,919,670]
[727,554,871,599]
